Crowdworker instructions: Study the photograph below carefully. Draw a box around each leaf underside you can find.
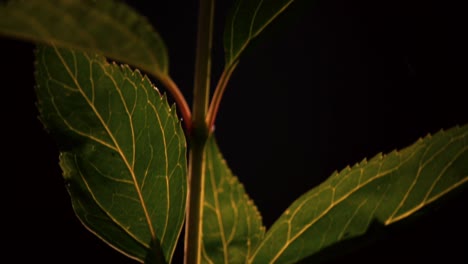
[250,124,468,264]
[0,0,169,79]
[202,136,265,264]
[34,45,187,263]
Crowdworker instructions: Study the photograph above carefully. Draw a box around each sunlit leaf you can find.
[249,124,468,264]
[0,0,169,79]
[224,0,295,67]
[34,45,187,263]
[202,136,265,263]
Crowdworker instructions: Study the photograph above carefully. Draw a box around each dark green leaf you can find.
[250,124,468,264]
[202,136,265,263]
[0,0,169,79]
[35,45,187,263]
[224,0,295,67]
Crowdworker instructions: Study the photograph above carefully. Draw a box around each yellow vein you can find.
[317,216,333,251]
[337,199,368,240]
[249,150,411,262]
[140,144,154,191]
[268,135,465,263]
[275,156,405,257]
[201,244,215,264]
[101,67,136,169]
[228,0,294,65]
[249,0,265,38]
[227,181,240,245]
[52,47,157,240]
[87,160,134,184]
[73,156,149,251]
[389,145,468,224]
[388,133,461,222]
[145,85,171,245]
[424,135,467,201]
[228,1,242,62]
[208,146,229,263]
[43,76,116,150]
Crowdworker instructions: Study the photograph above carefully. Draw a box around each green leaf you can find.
[0,0,169,79]
[34,45,187,263]
[202,136,265,264]
[249,124,468,264]
[224,0,295,67]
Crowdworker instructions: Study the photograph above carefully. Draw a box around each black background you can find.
[1,0,467,263]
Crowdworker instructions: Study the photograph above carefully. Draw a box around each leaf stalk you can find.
[206,60,239,131]
[158,75,192,132]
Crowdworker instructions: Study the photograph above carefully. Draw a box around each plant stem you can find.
[184,140,207,264]
[184,0,214,263]
[159,75,192,133]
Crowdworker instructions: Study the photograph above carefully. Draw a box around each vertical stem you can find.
[184,139,207,264]
[184,0,214,263]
